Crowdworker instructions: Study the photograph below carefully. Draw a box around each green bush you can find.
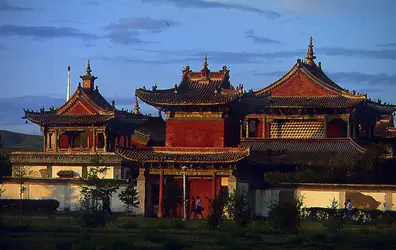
[0,199,59,213]
[267,199,303,233]
[207,189,228,230]
[226,186,252,227]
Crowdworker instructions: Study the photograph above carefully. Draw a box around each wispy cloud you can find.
[245,30,281,44]
[140,0,281,18]
[376,42,396,48]
[319,47,396,61]
[255,70,396,86]
[104,17,178,45]
[0,1,33,11]
[96,45,396,66]
[0,25,98,41]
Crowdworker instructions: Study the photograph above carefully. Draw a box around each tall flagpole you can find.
[67,65,71,101]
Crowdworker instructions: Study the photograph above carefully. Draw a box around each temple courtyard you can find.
[2,215,396,250]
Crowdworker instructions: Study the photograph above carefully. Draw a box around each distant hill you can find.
[0,130,43,151]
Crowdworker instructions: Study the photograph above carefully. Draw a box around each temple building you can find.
[5,38,396,216]
[117,57,253,217]
[240,37,396,167]
[7,62,165,211]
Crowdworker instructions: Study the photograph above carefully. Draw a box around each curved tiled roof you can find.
[136,64,243,108]
[268,96,364,108]
[116,146,250,164]
[242,138,366,166]
[255,60,367,100]
[24,112,115,126]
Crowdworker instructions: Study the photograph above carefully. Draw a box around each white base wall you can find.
[2,182,129,212]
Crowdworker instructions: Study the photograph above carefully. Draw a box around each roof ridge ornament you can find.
[305,36,316,66]
[201,55,210,80]
[133,96,140,115]
[86,60,92,76]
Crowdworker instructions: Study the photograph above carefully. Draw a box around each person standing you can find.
[346,199,353,220]
[195,196,204,219]
[188,196,196,220]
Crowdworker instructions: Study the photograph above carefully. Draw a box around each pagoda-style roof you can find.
[242,138,366,166]
[136,56,243,110]
[24,62,116,126]
[116,146,250,164]
[253,37,367,109]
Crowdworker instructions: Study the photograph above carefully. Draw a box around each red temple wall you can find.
[88,135,93,148]
[59,134,69,149]
[270,73,337,97]
[169,177,222,218]
[327,119,344,138]
[265,122,271,138]
[63,101,95,115]
[166,119,225,147]
[257,121,264,137]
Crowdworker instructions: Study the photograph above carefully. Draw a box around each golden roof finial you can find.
[305,36,316,65]
[203,55,208,69]
[86,60,92,75]
[133,96,140,115]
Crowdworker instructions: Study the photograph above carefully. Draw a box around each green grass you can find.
[2,215,396,250]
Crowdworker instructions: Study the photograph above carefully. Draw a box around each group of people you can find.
[187,196,204,220]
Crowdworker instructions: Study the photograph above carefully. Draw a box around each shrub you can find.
[267,198,303,233]
[0,199,59,213]
[226,186,252,227]
[207,189,228,230]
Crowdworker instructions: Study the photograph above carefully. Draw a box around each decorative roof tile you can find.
[24,112,115,126]
[242,138,366,166]
[116,146,250,164]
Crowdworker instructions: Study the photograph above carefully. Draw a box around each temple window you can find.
[270,120,325,139]
[73,132,88,148]
[97,133,105,148]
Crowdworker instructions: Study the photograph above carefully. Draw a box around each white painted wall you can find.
[2,182,129,212]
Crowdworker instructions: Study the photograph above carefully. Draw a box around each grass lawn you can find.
[2,215,396,250]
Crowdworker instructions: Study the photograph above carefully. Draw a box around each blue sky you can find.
[1,0,396,134]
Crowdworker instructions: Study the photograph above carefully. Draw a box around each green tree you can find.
[118,184,139,214]
[12,165,33,223]
[207,189,228,230]
[78,154,119,227]
[225,185,252,227]
[163,177,183,225]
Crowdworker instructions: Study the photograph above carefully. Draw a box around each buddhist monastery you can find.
[7,38,396,217]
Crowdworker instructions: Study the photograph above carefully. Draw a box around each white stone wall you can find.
[1,182,129,212]
[254,186,396,217]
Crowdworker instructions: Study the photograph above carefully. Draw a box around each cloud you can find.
[325,72,396,86]
[319,47,396,61]
[0,25,98,41]
[0,1,33,11]
[140,0,281,18]
[377,42,396,48]
[255,70,396,86]
[245,30,281,44]
[97,45,396,66]
[104,17,178,45]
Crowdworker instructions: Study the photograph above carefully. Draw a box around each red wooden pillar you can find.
[158,170,164,218]
[212,172,216,199]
